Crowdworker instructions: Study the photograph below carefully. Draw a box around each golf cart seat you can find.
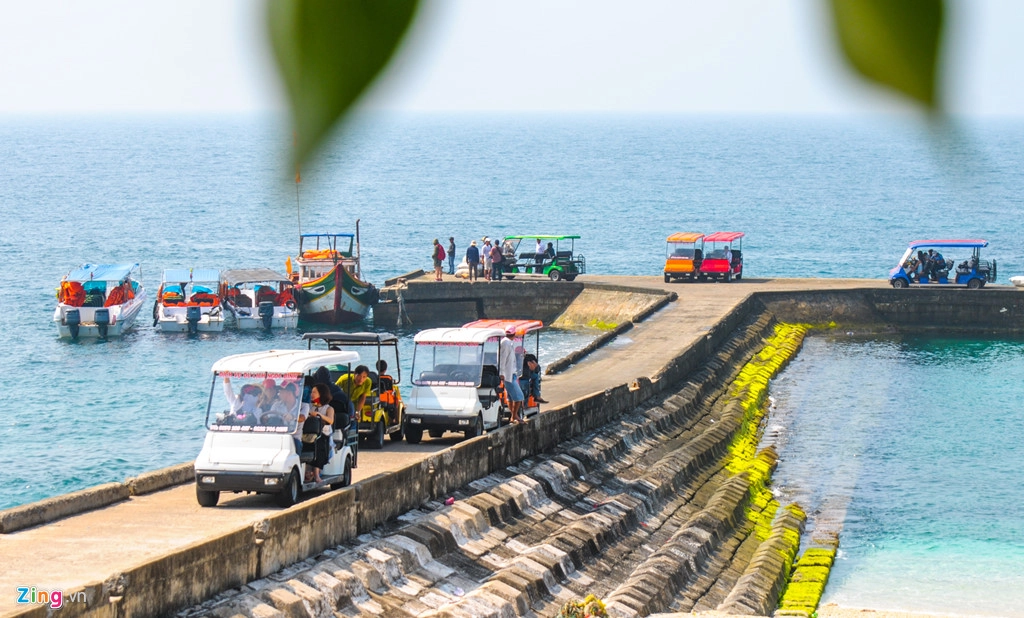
[299,416,327,464]
[480,365,500,389]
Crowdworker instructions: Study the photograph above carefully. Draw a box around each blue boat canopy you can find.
[68,263,139,282]
[162,268,221,283]
[908,239,988,249]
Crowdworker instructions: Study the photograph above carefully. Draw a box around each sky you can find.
[0,0,1021,117]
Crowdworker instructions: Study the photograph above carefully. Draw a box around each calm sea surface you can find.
[767,335,1024,616]
[1,115,1023,607]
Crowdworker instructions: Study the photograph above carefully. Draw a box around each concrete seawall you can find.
[373,276,675,328]
[4,278,1022,617]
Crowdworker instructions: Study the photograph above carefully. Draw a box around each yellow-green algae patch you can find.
[587,319,618,331]
[778,547,837,616]
[724,323,808,540]
[720,323,840,616]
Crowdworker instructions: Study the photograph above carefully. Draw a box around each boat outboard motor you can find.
[65,309,81,340]
[186,306,202,335]
[258,301,274,330]
[94,308,110,339]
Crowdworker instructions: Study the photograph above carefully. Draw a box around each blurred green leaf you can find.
[829,0,944,108]
[268,0,419,166]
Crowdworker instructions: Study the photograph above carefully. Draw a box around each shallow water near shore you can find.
[766,335,1024,617]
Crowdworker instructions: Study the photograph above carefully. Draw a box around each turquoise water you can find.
[766,335,1024,616]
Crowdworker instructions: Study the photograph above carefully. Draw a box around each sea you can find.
[767,335,1024,617]
[1,113,1023,613]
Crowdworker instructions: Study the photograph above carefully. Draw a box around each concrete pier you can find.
[2,276,1022,617]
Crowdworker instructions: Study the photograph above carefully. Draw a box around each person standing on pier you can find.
[482,238,493,280]
[490,241,504,281]
[431,238,445,281]
[447,237,456,275]
[499,331,526,423]
[466,240,480,281]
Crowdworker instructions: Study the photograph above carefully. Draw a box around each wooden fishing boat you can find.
[290,229,376,324]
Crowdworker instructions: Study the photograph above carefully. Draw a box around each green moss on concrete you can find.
[778,547,837,614]
[587,319,618,331]
[721,323,809,541]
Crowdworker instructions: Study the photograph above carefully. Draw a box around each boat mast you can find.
[355,219,362,279]
[294,136,302,242]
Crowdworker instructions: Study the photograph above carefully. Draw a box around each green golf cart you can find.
[501,235,586,281]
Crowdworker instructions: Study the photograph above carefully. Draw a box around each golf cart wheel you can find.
[724,272,732,283]
[548,269,563,281]
[405,426,423,444]
[967,278,982,289]
[565,275,577,281]
[196,487,219,507]
[464,414,483,439]
[276,469,300,507]
[892,278,909,289]
[505,275,515,280]
[390,415,405,442]
[664,274,671,283]
[428,429,445,439]
[735,272,742,280]
[331,457,352,490]
[369,419,385,449]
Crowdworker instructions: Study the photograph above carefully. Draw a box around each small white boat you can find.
[54,263,147,339]
[222,268,299,330]
[1010,276,1024,288]
[154,268,225,334]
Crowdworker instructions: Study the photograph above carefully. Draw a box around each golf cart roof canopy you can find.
[462,319,543,336]
[503,235,580,240]
[211,349,361,374]
[703,232,745,243]
[907,239,988,249]
[413,327,505,345]
[302,332,399,346]
[666,232,704,243]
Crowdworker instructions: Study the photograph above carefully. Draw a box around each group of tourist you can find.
[432,236,557,282]
[904,249,947,282]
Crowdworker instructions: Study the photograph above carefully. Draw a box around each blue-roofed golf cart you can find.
[889,239,997,289]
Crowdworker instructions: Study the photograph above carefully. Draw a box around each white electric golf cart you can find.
[193,349,359,507]
[403,327,508,443]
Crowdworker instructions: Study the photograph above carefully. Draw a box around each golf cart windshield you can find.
[412,343,485,386]
[208,371,304,432]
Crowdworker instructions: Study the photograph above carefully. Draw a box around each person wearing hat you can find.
[447,237,456,275]
[466,240,480,281]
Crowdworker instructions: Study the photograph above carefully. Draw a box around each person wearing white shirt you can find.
[499,332,526,423]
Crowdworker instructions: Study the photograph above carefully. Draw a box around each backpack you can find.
[436,245,446,260]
